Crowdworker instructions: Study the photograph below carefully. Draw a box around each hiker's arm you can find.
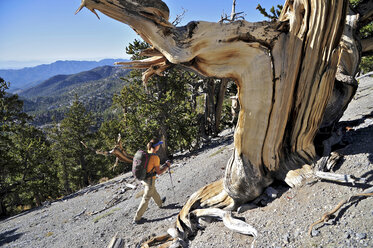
[155,161,171,175]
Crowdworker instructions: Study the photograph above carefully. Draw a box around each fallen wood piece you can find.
[190,208,258,237]
[314,171,368,185]
[308,186,373,236]
[90,195,127,216]
[315,152,342,172]
[356,71,373,79]
[107,232,117,248]
[140,234,174,248]
[143,208,258,248]
[73,208,87,219]
[107,232,125,248]
[125,183,136,189]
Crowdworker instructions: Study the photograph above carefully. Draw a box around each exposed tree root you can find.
[175,179,233,239]
[141,234,175,248]
[138,178,260,247]
[308,186,373,236]
[190,208,257,236]
[284,164,314,188]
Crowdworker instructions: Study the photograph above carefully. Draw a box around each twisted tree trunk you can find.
[76,0,372,245]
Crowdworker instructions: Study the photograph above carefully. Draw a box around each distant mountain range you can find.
[0,59,127,92]
[19,65,128,98]
[16,65,131,127]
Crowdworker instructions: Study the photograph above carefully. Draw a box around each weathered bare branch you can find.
[107,232,125,248]
[80,136,133,165]
[73,208,87,220]
[315,152,343,172]
[308,186,373,236]
[172,8,186,26]
[89,193,128,216]
[314,171,368,185]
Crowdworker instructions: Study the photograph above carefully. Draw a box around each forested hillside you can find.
[20,66,130,127]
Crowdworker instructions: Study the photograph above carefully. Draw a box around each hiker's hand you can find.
[165,160,171,167]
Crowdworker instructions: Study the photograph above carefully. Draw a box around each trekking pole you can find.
[167,161,176,200]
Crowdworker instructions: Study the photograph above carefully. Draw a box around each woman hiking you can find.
[133,138,171,224]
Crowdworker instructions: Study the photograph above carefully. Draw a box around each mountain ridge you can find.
[19,65,131,127]
[0,59,128,91]
[19,65,127,98]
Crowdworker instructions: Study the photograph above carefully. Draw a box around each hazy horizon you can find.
[0,58,128,70]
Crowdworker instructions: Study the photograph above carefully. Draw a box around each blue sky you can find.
[0,0,283,69]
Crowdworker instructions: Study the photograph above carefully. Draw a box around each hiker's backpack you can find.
[132,150,153,180]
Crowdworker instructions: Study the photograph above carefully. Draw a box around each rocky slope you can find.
[0,77,372,248]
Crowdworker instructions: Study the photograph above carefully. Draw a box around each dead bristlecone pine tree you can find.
[76,0,373,246]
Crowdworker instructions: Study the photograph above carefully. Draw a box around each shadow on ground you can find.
[0,228,23,246]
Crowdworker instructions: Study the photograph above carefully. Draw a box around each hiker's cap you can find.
[152,141,163,147]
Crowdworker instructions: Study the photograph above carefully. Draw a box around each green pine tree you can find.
[256,4,283,21]
[11,125,58,208]
[1,78,58,215]
[53,96,95,191]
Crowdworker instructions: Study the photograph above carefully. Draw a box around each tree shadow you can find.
[1,206,43,223]
[338,111,373,129]
[145,212,180,223]
[161,203,183,210]
[333,201,358,224]
[0,228,23,246]
[336,111,373,164]
[135,204,182,225]
[361,170,373,184]
[236,180,290,211]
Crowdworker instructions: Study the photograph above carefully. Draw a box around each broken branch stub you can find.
[82,134,133,166]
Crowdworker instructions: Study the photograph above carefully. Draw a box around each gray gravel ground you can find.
[0,76,372,248]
